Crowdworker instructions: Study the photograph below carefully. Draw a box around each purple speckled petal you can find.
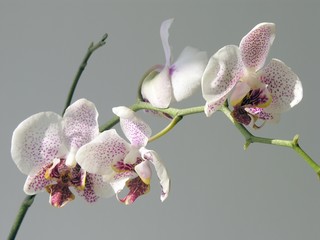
[76,129,130,175]
[113,106,152,148]
[259,59,303,113]
[62,98,99,151]
[109,171,137,201]
[23,163,56,194]
[76,173,114,203]
[141,148,170,202]
[239,23,275,70]
[160,18,174,67]
[202,45,244,116]
[204,95,228,117]
[171,46,208,102]
[245,107,275,121]
[88,173,115,198]
[11,112,64,176]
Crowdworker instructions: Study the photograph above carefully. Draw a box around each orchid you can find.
[11,99,114,207]
[141,18,208,108]
[76,106,170,205]
[8,19,320,240]
[201,23,303,127]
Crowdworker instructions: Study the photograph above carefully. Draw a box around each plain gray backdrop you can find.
[1,0,320,239]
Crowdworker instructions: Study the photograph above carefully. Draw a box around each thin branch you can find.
[148,116,183,142]
[7,195,35,240]
[63,33,108,115]
[219,105,320,175]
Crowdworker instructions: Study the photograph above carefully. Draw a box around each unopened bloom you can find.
[141,18,208,108]
[77,106,170,205]
[11,99,113,207]
[202,23,303,127]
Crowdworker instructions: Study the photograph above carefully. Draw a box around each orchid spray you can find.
[7,20,319,240]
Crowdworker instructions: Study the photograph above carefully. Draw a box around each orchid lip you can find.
[241,88,271,108]
[43,158,87,207]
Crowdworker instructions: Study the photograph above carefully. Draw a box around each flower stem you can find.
[99,101,204,133]
[147,106,204,141]
[63,33,108,115]
[219,105,320,175]
[7,195,35,240]
[100,101,320,176]
[148,116,183,142]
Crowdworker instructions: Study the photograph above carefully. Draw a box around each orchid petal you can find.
[62,99,99,151]
[113,106,152,147]
[141,68,173,108]
[24,163,55,194]
[110,177,129,197]
[171,46,208,102]
[109,171,137,198]
[202,45,244,115]
[76,129,130,175]
[259,59,303,113]
[240,23,275,70]
[245,107,275,121]
[141,148,170,202]
[87,173,115,198]
[123,146,140,164]
[160,18,174,67]
[204,95,228,117]
[76,173,114,203]
[11,112,64,176]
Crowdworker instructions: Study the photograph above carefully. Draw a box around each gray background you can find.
[1,0,320,239]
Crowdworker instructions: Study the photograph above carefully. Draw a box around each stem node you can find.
[244,140,251,150]
[292,134,300,146]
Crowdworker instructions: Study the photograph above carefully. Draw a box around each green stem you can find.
[148,116,183,142]
[147,106,204,141]
[219,105,320,175]
[7,195,35,240]
[100,100,320,176]
[63,33,108,115]
[99,101,204,133]
[8,34,108,240]
[292,138,320,175]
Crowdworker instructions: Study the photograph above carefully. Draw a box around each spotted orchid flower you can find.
[141,18,208,108]
[11,99,114,207]
[202,23,303,127]
[76,106,170,205]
